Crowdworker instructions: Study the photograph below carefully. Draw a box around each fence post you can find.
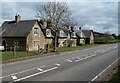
[13,46,16,57]
[38,45,40,54]
[26,44,29,55]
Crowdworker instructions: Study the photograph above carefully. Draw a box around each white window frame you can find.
[46,29,51,37]
[34,27,39,35]
[71,32,76,37]
[33,40,39,46]
[60,30,66,37]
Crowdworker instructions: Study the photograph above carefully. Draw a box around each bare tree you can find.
[36,2,72,51]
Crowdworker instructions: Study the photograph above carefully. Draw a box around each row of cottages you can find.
[1,14,94,51]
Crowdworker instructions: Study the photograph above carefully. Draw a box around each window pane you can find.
[34,41,39,46]
[46,29,51,37]
[34,28,38,34]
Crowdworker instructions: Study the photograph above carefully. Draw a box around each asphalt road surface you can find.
[1,43,119,82]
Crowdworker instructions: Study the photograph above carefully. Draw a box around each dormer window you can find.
[60,30,66,37]
[34,27,39,35]
[71,32,76,37]
[80,32,84,37]
[46,29,51,37]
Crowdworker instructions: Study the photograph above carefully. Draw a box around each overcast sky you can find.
[0,0,119,35]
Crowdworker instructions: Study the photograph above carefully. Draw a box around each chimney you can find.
[79,27,82,30]
[15,13,21,23]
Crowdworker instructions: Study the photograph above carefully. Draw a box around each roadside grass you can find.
[57,44,100,52]
[95,39,120,44]
[0,43,111,61]
[1,44,101,61]
[108,67,120,83]
[1,52,39,60]
[107,39,120,43]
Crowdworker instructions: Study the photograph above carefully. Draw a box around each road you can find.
[1,43,119,82]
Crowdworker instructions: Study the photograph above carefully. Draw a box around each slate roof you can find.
[75,30,85,38]
[39,20,69,38]
[1,20,37,37]
[38,21,54,38]
[82,30,93,38]
[93,32,104,36]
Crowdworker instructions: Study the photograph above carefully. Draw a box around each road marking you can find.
[12,66,58,82]
[91,76,98,81]
[90,57,120,82]
[68,52,72,54]
[3,44,115,66]
[37,68,43,71]
[11,76,17,80]
[65,59,72,62]
[75,54,96,62]
[76,57,80,60]
[92,54,96,57]
[0,65,45,79]
[75,58,83,62]
[101,50,106,53]
[94,52,97,54]
[83,55,92,59]
[3,52,61,66]
[55,63,61,66]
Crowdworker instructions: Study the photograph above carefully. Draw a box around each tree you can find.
[36,2,72,51]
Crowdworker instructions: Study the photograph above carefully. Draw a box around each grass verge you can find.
[0,44,105,61]
[57,44,101,52]
[0,52,39,60]
[108,67,120,83]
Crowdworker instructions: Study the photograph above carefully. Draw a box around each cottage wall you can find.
[27,21,46,51]
[58,38,66,47]
[2,37,26,51]
[90,32,94,44]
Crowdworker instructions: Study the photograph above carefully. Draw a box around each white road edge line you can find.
[90,57,120,82]
[12,66,58,82]
[91,76,98,81]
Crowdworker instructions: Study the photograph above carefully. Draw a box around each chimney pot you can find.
[15,14,21,23]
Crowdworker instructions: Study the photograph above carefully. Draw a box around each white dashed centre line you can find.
[11,76,17,80]
[66,59,72,62]
[12,66,58,82]
[55,63,61,66]
[37,68,43,72]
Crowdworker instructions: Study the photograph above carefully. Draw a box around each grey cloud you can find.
[0,1,118,35]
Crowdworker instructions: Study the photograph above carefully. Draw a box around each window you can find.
[46,29,51,37]
[60,30,66,37]
[71,32,76,37]
[33,41,39,46]
[34,27,39,35]
[81,32,84,37]
[14,41,20,48]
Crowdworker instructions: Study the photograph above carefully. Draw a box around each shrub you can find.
[66,38,74,47]
[49,43,54,48]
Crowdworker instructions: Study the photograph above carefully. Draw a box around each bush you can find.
[67,38,74,47]
[49,43,54,48]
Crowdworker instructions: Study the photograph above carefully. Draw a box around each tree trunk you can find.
[54,35,57,51]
